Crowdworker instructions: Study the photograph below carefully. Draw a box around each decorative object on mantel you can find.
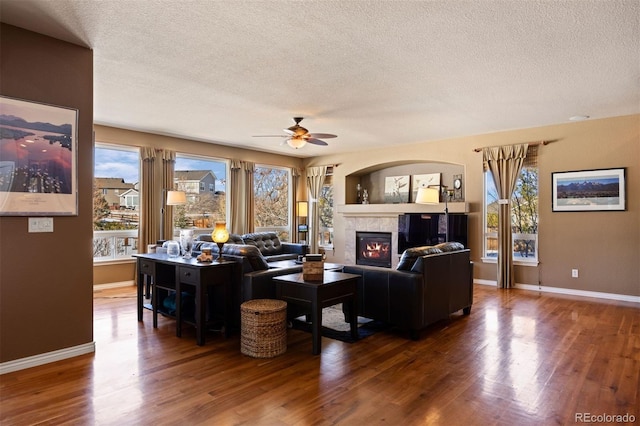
[356,183,362,204]
[552,168,626,212]
[452,174,464,201]
[362,189,369,204]
[211,221,230,260]
[411,173,440,203]
[415,185,455,242]
[384,175,410,203]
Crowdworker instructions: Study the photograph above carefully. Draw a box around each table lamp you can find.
[211,221,229,261]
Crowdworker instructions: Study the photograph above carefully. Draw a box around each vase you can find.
[179,229,194,258]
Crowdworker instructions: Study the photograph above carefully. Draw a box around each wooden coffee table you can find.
[273,271,360,355]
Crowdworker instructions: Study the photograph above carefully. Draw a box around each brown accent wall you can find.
[309,114,640,297]
[0,24,94,362]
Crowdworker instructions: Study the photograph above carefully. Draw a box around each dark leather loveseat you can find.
[342,242,473,339]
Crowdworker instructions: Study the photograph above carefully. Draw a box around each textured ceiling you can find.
[1,0,639,157]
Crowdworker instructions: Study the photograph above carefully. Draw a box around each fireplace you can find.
[356,232,392,268]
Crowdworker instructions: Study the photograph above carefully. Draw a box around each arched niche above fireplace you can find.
[345,161,464,205]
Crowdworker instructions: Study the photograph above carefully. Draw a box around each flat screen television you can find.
[397,213,468,254]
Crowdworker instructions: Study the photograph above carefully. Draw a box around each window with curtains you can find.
[254,165,291,241]
[483,164,539,264]
[318,167,334,248]
[93,143,140,261]
[174,155,227,233]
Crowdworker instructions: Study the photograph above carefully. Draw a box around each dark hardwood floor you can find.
[1,284,638,425]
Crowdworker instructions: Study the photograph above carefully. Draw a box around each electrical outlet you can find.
[571,269,579,278]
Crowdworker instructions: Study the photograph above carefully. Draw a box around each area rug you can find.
[291,304,388,343]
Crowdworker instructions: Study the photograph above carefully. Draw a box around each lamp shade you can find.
[415,187,440,204]
[297,201,308,217]
[166,190,187,205]
[211,221,230,244]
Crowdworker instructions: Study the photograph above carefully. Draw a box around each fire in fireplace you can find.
[356,231,392,268]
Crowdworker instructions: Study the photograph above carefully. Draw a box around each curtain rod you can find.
[473,140,550,153]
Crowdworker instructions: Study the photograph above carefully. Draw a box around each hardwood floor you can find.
[1,285,638,425]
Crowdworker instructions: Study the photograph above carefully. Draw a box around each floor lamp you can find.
[415,185,453,242]
[296,201,308,244]
[161,190,186,241]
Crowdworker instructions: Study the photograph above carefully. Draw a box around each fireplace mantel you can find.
[337,202,468,217]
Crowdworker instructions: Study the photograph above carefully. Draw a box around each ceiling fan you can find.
[253,117,337,149]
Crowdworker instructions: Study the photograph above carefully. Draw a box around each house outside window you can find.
[174,156,227,234]
[254,165,291,241]
[93,144,140,261]
[483,165,538,264]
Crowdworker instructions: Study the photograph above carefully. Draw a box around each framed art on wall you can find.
[552,168,626,212]
[384,175,410,203]
[410,173,440,202]
[0,96,78,216]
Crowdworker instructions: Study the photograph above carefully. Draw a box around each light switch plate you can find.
[28,217,54,233]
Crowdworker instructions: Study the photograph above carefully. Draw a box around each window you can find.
[318,168,334,247]
[254,165,290,241]
[484,165,538,264]
[174,155,227,235]
[93,144,140,261]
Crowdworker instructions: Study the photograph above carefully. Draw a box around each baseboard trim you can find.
[474,279,640,304]
[0,342,95,375]
[93,280,135,289]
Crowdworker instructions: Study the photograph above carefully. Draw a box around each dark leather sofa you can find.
[201,244,304,328]
[342,242,473,339]
[193,231,308,262]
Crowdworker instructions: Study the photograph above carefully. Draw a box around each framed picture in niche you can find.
[411,173,440,202]
[0,96,78,216]
[384,175,410,203]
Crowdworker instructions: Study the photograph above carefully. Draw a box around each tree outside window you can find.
[484,166,538,262]
[254,166,290,241]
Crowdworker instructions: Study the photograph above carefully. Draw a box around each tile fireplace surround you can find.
[339,202,468,269]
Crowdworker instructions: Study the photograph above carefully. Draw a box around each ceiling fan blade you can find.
[252,135,287,138]
[308,133,337,139]
[306,138,328,146]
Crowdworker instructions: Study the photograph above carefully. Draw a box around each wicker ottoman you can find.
[240,299,287,358]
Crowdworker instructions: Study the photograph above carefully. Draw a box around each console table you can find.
[134,253,236,346]
[273,271,360,355]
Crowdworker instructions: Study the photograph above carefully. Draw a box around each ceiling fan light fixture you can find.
[287,137,307,149]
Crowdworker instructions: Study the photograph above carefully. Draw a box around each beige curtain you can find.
[291,168,302,242]
[161,150,176,241]
[140,147,157,251]
[483,143,528,288]
[306,166,328,253]
[244,161,255,233]
[230,160,242,234]
[229,160,255,234]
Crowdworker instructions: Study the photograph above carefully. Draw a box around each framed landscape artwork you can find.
[0,96,78,216]
[384,175,410,203]
[552,168,626,212]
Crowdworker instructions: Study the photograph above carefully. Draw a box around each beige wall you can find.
[307,114,639,297]
[0,24,94,363]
